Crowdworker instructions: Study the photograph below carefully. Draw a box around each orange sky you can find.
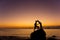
[0,0,60,28]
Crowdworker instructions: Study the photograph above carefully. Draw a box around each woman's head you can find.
[35,20,42,29]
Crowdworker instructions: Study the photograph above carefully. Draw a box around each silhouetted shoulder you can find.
[30,20,46,40]
[30,29,46,40]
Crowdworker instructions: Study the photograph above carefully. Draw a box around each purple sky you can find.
[0,0,60,27]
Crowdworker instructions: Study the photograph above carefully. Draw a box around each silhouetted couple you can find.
[30,20,46,40]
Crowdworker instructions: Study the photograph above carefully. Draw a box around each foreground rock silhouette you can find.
[47,35,57,40]
[30,20,46,40]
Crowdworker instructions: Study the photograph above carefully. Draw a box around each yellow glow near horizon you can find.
[0,20,60,28]
[0,15,60,28]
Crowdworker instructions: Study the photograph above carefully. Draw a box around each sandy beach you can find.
[0,36,60,40]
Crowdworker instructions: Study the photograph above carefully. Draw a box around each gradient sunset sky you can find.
[0,0,60,28]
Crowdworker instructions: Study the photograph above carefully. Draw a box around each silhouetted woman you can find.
[34,20,40,31]
[30,20,46,40]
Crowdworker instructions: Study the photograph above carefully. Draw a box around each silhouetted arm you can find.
[34,21,37,31]
[40,22,43,29]
[37,20,43,29]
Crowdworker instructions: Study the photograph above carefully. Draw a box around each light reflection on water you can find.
[0,29,60,39]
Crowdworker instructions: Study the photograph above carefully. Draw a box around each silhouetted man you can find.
[30,20,46,40]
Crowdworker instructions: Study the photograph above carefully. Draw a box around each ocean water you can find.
[0,29,60,39]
